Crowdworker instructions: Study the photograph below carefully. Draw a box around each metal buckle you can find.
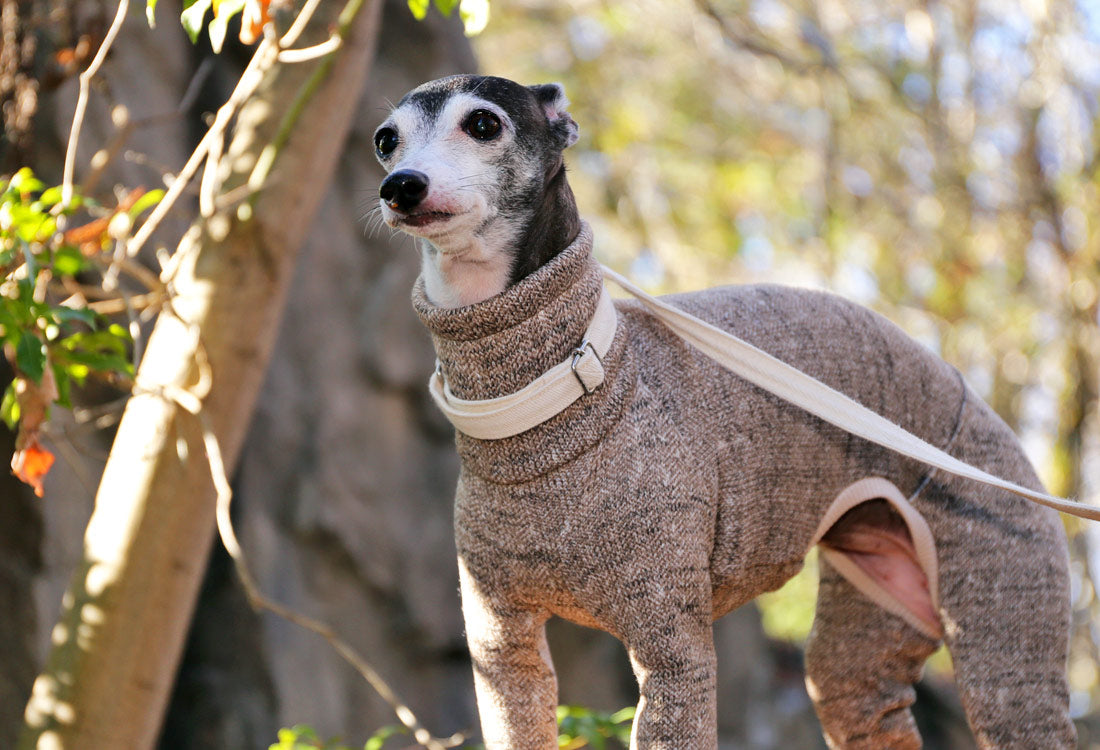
[570,339,603,395]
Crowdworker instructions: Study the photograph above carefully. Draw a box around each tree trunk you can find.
[18,2,384,748]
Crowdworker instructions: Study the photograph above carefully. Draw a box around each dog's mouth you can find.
[398,210,455,228]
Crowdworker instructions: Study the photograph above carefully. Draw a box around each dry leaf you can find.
[11,437,55,497]
[8,362,59,497]
[61,187,145,256]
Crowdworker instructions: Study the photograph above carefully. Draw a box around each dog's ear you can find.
[529,83,580,150]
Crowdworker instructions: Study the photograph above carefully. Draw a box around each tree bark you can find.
[18,2,384,748]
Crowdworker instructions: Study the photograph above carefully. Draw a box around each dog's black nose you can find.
[379,170,429,212]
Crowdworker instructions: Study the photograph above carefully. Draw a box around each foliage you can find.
[0,168,145,494]
[555,705,634,749]
[169,0,271,51]
[272,707,636,750]
[163,0,491,43]
[407,0,491,36]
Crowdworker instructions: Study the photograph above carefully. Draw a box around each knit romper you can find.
[413,224,1075,750]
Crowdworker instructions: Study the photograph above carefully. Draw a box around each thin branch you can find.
[279,0,325,47]
[695,0,818,74]
[198,130,224,218]
[45,429,104,495]
[155,390,466,750]
[277,35,342,63]
[81,65,213,197]
[60,0,129,211]
[126,38,280,257]
[86,291,165,316]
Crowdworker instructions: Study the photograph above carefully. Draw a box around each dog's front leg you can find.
[622,580,718,749]
[459,562,558,749]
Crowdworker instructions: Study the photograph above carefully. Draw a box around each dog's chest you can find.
[453,391,722,631]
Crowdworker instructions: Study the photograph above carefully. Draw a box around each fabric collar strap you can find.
[429,263,1100,522]
[428,288,617,440]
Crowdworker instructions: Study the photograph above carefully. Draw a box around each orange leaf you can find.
[239,0,271,45]
[61,187,146,257]
[11,437,55,498]
[62,216,110,255]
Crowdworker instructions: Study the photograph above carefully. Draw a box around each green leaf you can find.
[608,707,635,725]
[208,0,245,53]
[1,382,19,430]
[108,323,132,341]
[52,362,72,409]
[181,0,213,43]
[52,245,87,276]
[57,327,134,378]
[434,0,458,16]
[10,167,44,195]
[51,306,97,328]
[128,189,165,219]
[9,203,52,243]
[458,0,490,35]
[38,186,63,206]
[16,331,46,382]
[147,0,159,27]
[63,362,89,383]
[407,0,430,20]
[364,724,406,750]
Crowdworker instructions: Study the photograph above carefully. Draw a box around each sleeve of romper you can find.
[804,557,939,750]
[458,559,558,750]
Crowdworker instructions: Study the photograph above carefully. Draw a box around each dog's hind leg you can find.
[805,557,939,749]
[913,394,1076,749]
[920,482,1076,748]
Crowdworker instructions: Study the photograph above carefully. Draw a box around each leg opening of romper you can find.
[811,477,943,640]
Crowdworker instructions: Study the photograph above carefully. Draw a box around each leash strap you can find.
[599,266,1100,521]
[428,288,618,440]
[427,264,1097,521]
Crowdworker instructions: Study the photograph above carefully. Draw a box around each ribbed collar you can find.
[413,223,602,400]
[411,223,636,483]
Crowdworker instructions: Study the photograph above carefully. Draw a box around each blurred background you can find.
[1,0,1097,747]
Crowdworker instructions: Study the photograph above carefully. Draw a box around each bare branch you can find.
[177,397,466,750]
[278,35,342,63]
[280,0,326,48]
[126,38,280,257]
[60,0,130,211]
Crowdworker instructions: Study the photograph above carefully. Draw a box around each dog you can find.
[373,75,1075,749]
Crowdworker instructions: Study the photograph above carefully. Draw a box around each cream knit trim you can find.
[428,288,617,440]
[811,477,942,640]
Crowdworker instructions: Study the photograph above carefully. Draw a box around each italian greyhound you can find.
[373,75,1075,749]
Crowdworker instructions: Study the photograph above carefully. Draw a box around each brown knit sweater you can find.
[413,225,1074,749]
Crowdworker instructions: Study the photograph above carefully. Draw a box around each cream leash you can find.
[430,265,1100,521]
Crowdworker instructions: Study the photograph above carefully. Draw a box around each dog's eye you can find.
[375,127,399,156]
[463,110,502,141]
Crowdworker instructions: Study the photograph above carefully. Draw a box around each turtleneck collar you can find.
[411,222,636,483]
[413,223,602,400]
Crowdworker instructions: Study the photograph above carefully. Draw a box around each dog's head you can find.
[373,76,580,303]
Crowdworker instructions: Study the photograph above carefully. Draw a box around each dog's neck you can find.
[414,222,603,399]
[412,222,636,482]
[418,162,581,309]
[509,161,582,283]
